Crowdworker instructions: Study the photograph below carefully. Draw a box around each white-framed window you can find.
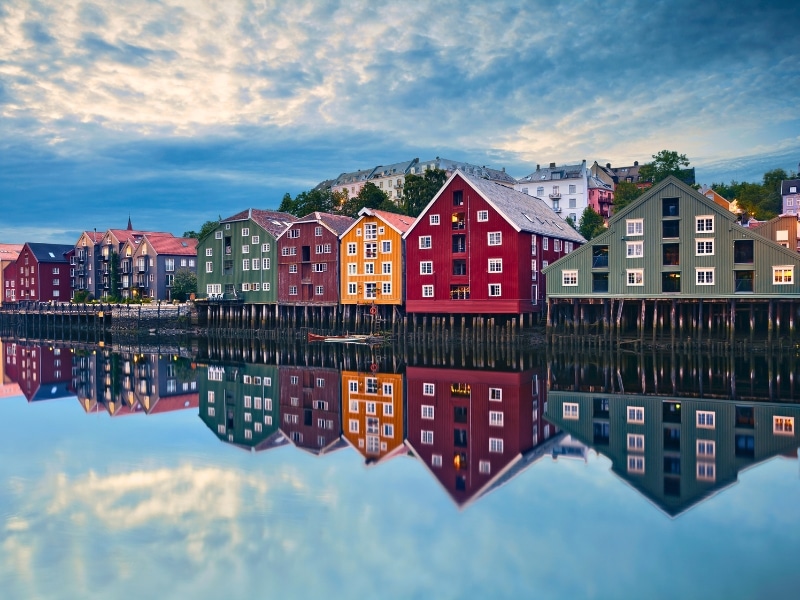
[364,242,377,258]
[420,261,433,275]
[627,269,644,286]
[489,438,504,453]
[489,387,502,401]
[477,210,489,222]
[242,245,249,254]
[627,406,644,424]
[773,416,794,435]
[241,227,249,237]
[419,236,432,249]
[382,282,391,295]
[315,244,324,254]
[429,214,440,225]
[421,430,434,445]
[314,226,323,237]
[627,455,645,474]
[422,285,434,297]
[421,405,434,419]
[488,284,501,297]
[347,242,357,255]
[289,286,297,295]
[696,239,714,256]
[626,241,643,258]
[215,231,223,239]
[488,259,502,273]
[241,282,251,291]
[381,240,391,253]
[627,433,645,452]
[696,410,715,429]
[251,235,259,244]
[423,383,435,396]
[696,268,715,285]
[205,248,213,256]
[315,285,324,295]
[432,454,443,467]
[313,263,327,272]
[205,261,213,273]
[252,258,260,270]
[697,462,715,481]
[348,263,357,275]
[349,419,359,433]
[696,216,714,233]
[364,223,377,240]
[383,424,394,438]
[382,383,393,396]
[562,270,578,286]
[554,239,562,252]
[626,219,644,236]
[364,262,374,274]
[489,411,504,426]
[242,259,249,270]
[697,440,716,457]
[773,266,794,284]
[263,258,270,269]
[488,232,502,246]
[289,264,297,273]
[542,237,548,251]
[382,262,392,274]
[383,403,394,417]
[349,399,358,414]
[531,235,537,255]
[563,402,579,419]
[347,283,357,294]
[479,460,491,474]
[262,243,270,252]
[348,380,359,394]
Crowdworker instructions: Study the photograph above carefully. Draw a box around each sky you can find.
[1,0,799,244]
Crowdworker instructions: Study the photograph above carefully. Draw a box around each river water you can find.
[1,336,798,599]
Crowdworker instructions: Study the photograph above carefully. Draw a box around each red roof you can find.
[144,234,198,255]
[366,209,416,234]
[107,229,174,245]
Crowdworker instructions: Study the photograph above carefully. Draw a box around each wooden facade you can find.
[197,209,296,303]
[339,208,414,306]
[341,370,404,464]
[750,214,800,252]
[403,171,585,315]
[277,212,355,306]
[13,243,74,302]
[279,366,345,455]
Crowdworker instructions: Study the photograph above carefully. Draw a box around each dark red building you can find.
[277,212,355,305]
[4,342,74,402]
[13,243,74,303]
[403,171,585,315]
[405,366,556,508]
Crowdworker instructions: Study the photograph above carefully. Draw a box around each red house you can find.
[277,212,355,305]
[404,366,556,508]
[3,342,74,402]
[13,243,74,302]
[403,171,585,315]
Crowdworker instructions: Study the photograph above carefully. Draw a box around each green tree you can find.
[710,180,742,201]
[339,182,390,217]
[564,215,577,229]
[638,150,690,184]
[184,219,220,240]
[736,182,771,221]
[403,168,448,217]
[278,192,296,214]
[612,181,643,214]
[171,268,197,302]
[108,250,120,301]
[578,206,606,240]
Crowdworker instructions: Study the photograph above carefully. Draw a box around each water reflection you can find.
[3,336,799,517]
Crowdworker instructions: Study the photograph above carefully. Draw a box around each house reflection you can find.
[547,352,800,517]
[3,341,73,402]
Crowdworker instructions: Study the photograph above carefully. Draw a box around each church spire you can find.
[127,215,133,230]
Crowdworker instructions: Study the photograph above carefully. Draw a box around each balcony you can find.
[553,207,562,213]
[549,191,561,199]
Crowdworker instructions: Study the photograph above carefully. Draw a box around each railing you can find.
[592,255,609,268]
[735,278,754,292]
[549,192,561,199]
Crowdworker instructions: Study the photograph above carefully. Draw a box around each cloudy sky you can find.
[1,0,799,244]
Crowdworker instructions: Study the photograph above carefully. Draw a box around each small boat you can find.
[307,332,384,345]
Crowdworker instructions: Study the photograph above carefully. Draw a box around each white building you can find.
[515,160,589,223]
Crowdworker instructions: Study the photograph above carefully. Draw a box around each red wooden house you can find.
[12,243,74,302]
[403,171,585,315]
[4,342,74,402]
[277,212,355,305]
[404,366,555,508]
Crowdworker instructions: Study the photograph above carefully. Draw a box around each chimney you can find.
[606,163,611,169]
[536,164,540,171]
[502,167,505,172]
[634,161,639,166]
[549,162,556,168]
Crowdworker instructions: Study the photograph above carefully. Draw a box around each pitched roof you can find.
[0,244,23,261]
[295,211,356,236]
[339,207,415,238]
[415,171,585,243]
[220,208,298,238]
[518,161,587,183]
[107,229,173,245]
[24,243,73,263]
[143,234,198,256]
[781,179,800,195]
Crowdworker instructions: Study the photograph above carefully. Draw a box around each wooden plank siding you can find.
[341,370,404,463]
[544,176,800,299]
[279,366,343,454]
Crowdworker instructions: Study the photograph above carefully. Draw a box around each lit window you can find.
[773,266,794,284]
[773,416,794,435]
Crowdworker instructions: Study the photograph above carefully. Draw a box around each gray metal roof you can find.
[25,243,73,263]
[518,161,587,183]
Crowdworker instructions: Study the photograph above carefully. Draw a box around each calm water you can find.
[1,337,799,600]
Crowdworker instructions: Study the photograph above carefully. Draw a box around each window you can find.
[773,266,794,284]
[313,263,327,272]
[696,410,715,429]
[554,239,562,252]
[289,286,297,295]
[262,243,270,252]
[696,239,714,256]
[422,285,434,297]
[475,210,489,222]
[315,226,323,237]
[488,232,502,246]
[422,405,434,419]
[773,416,794,434]
[242,245,249,254]
[382,282,391,295]
[696,216,714,233]
[542,237,548,251]
[347,283,357,295]
[429,214,440,225]
[348,263,357,275]
[381,262,392,275]
[205,248,213,256]
[626,242,643,257]
[489,388,502,401]
[315,244,324,254]
[381,240,391,253]
[215,231,223,239]
[289,264,297,273]
[383,424,394,438]
[696,268,715,285]
[488,284,501,297]
[241,228,249,237]
[627,434,645,452]
[488,259,502,273]
[489,438,503,453]
[423,383,435,396]
[349,419,359,433]
[697,440,716,457]
[453,190,463,206]
[489,411,504,426]
[364,263,374,274]
[626,219,643,236]
[419,236,432,249]
[251,258,260,270]
[562,270,578,286]
[432,454,442,467]
[263,258,270,269]
[627,269,644,286]
[697,462,715,481]
[662,197,679,217]
[347,243,357,255]
[281,246,297,256]
[242,259,250,270]
[205,261,213,273]
[421,430,434,445]
[627,455,645,474]
[627,406,644,424]
[479,460,491,474]
[364,242,377,258]
[563,402,579,419]
[315,285,324,295]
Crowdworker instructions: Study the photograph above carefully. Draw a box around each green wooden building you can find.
[543,176,800,336]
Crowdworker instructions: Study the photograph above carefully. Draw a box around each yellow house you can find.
[341,370,404,464]
[339,208,415,305]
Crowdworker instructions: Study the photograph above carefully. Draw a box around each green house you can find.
[543,176,800,300]
[196,209,296,303]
